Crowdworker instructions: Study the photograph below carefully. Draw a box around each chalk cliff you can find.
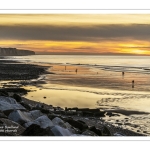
[0,48,35,56]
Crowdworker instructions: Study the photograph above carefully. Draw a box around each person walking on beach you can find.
[75,69,78,74]
[122,71,124,79]
[132,80,134,88]
[65,66,66,70]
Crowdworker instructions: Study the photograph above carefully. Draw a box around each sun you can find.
[132,49,146,55]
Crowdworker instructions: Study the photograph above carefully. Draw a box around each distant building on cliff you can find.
[0,47,35,56]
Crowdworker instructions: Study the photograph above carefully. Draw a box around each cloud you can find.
[0,24,150,42]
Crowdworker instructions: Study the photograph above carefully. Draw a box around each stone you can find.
[94,112,106,117]
[8,110,43,125]
[65,118,88,131]
[48,113,61,120]
[13,94,22,102]
[51,125,73,136]
[0,96,26,115]
[0,118,25,136]
[114,132,125,136]
[52,117,65,126]
[8,110,33,125]
[102,126,111,136]
[82,130,98,136]
[0,111,7,119]
[24,115,54,129]
[89,126,102,136]
[20,101,32,111]
[22,124,54,136]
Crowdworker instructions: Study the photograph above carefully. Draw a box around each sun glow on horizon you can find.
[0,14,150,55]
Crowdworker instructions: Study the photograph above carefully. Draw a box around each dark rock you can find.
[0,111,7,119]
[65,118,88,131]
[40,108,50,114]
[51,125,73,136]
[22,124,54,136]
[0,118,25,136]
[43,97,46,99]
[24,115,54,129]
[82,111,93,117]
[102,126,111,136]
[8,110,43,125]
[20,101,32,111]
[89,126,102,136]
[65,111,77,116]
[48,114,61,120]
[82,130,98,136]
[0,91,9,97]
[94,112,105,117]
[52,110,66,115]
[66,108,100,113]
[0,88,28,94]
[113,132,126,136]
[0,96,26,116]
[13,94,22,102]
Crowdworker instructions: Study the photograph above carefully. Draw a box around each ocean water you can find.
[3,55,150,135]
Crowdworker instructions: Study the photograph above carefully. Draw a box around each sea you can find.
[3,55,150,135]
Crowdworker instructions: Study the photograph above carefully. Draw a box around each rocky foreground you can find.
[0,89,145,136]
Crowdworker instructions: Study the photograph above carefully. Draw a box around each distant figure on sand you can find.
[132,80,134,88]
[75,69,78,74]
[122,72,124,79]
[65,66,66,70]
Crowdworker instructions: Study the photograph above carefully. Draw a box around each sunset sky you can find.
[1,14,150,55]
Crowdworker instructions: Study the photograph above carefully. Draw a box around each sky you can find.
[1,14,150,55]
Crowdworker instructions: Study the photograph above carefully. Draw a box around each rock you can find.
[0,118,25,136]
[82,130,98,136]
[24,115,54,129]
[89,126,102,136]
[20,101,32,111]
[51,125,73,136]
[82,111,93,117]
[0,96,26,115]
[102,126,111,136]
[52,117,65,126]
[35,103,42,109]
[22,124,54,136]
[40,108,50,114]
[54,110,66,115]
[29,110,44,119]
[106,112,119,117]
[65,118,88,131]
[0,111,7,119]
[0,91,9,97]
[8,110,43,125]
[94,112,105,117]
[65,111,77,116]
[13,94,22,102]
[114,132,125,136]
[64,122,77,134]
[48,113,61,120]
[8,110,33,125]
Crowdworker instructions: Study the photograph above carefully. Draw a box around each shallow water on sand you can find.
[2,55,150,135]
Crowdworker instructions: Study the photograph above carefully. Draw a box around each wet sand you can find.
[0,59,150,135]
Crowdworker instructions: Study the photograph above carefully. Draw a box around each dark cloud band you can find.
[0,24,150,41]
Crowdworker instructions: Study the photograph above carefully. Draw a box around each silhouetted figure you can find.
[122,72,124,79]
[65,66,66,70]
[75,69,78,74]
[132,80,134,88]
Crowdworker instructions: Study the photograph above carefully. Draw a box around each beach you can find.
[0,56,150,136]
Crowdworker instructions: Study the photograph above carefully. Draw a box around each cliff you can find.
[0,48,35,56]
